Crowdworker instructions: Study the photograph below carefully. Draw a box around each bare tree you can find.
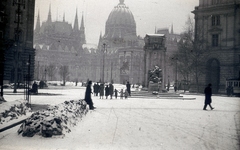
[172,16,207,92]
[59,65,69,86]
[47,64,57,81]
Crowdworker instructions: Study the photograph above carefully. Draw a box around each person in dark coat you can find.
[93,83,97,96]
[226,85,230,96]
[109,83,114,99]
[114,89,118,99]
[105,85,109,99]
[99,83,104,99]
[174,85,177,92]
[84,81,95,110]
[124,89,129,99]
[203,83,214,110]
[96,82,100,96]
[30,81,38,94]
[39,80,44,89]
[126,81,131,96]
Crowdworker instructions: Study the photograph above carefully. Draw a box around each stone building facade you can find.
[97,0,145,84]
[192,0,240,93]
[34,6,90,82]
[1,0,35,84]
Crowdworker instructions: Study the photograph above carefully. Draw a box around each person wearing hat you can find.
[84,80,95,110]
[203,83,214,110]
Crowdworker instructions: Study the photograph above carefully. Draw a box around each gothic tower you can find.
[80,13,86,44]
[47,4,52,23]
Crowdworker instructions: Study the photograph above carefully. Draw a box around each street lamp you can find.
[172,57,178,90]
[102,43,107,83]
[13,0,25,93]
[44,68,47,81]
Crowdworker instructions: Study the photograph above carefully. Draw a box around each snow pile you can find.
[18,99,88,137]
[0,99,28,124]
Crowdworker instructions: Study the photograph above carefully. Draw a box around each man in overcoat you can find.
[109,83,114,99]
[203,84,214,110]
[126,81,131,96]
[85,81,95,110]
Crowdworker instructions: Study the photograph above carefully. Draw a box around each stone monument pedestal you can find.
[148,82,162,92]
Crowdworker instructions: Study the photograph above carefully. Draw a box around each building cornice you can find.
[192,3,237,14]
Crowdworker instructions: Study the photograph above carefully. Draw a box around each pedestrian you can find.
[84,80,95,110]
[119,89,124,99]
[124,89,129,99]
[105,85,109,99]
[96,82,100,96]
[203,83,214,110]
[99,83,104,99]
[174,85,177,92]
[126,81,131,96]
[30,81,38,94]
[114,89,118,99]
[109,83,114,99]
[93,83,97,96]
[226,85,231,96]
[230,86,234,97]
[39,80,44,89]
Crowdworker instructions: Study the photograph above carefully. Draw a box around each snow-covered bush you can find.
[18,99,88,137]
[0,100,28,124]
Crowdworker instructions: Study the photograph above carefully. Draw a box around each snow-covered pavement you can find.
[0,86,239,150]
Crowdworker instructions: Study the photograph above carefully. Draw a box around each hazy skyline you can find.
[34,0,199,45]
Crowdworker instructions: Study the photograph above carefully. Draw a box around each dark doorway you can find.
[206,59,220,94]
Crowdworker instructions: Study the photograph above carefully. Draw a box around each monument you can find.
[143,34,166,92]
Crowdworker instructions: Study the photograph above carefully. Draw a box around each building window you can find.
[212,15,220,26]
[212,34,219,47]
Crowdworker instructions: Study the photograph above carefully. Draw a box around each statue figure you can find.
[148,66,162,83]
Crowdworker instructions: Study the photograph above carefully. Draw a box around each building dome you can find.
[104,0,136,39]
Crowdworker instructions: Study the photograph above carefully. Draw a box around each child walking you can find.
[119,89,124,99]
[124,89,129,99]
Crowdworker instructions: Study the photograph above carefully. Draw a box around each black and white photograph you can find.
[0,0,240,149]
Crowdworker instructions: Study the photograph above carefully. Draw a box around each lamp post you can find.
[13,0,25,93]
[102,43,107,83]
[44,68,47,81]
[110,62,113,83]
[172,57,178,90]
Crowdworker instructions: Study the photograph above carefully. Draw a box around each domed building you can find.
[97,0,145,84]
[104,0,137,47]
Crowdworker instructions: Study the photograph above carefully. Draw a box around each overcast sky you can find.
[34,0,199,45]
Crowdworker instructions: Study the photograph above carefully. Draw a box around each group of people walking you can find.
[92,82,131,99]
[84,81,132,110]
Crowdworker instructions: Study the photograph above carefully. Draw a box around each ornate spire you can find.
[35,10,41,33]
[80,12,84,30]
[171,24,174,34]
[98,32,102,49]
[79,12,86,44]
[73,8,79,30]
[47,4,52,23]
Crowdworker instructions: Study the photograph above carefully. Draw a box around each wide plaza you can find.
[0,85,239,150]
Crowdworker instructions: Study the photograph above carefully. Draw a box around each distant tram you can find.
[226,79,240,96]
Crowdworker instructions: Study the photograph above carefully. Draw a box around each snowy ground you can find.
[0,85,239,150]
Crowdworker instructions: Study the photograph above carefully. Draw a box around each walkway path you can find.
[0,88,239,150]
